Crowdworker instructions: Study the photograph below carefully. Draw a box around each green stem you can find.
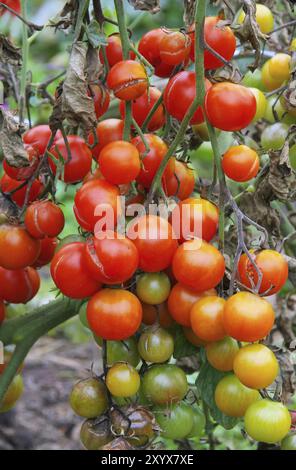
[74,0,90,42]
[19,0,29,124]
[132,118,150,154]
[142,91,164,133]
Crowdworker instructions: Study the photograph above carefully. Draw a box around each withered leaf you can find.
[85,20,108,49]
[183,0,196,27]
[0,192,19,221]
[0,35,21,66]
[0,108,29,168]
[210,64,242,83]
[49,0,77,32]
[128,0,160,13]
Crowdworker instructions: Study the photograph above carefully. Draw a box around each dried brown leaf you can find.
[0,35,21,66]
[0,192,19,221]
[49,0,77,32]
[128,0,160,13]
[0,108,29,168]
[183,0,196,27]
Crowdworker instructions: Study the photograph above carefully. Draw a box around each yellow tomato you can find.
[261,60,284,91]
[268,53,291,82]
[238,4,274,34]
[249,87,267,121]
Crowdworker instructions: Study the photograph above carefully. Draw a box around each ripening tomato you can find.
[0,173,43,207]
[206,336,239,371]
[164,72,211,125]
[0,301,5,324]
[131,134,174,189]
[120,87,165,132]
[99,33,136,67]
[238,4,274,34]
[88,83,110,119]
[136,272,171,305]
[127,215,178,272]
[138,29,175,78]
[182,326,207,347]
[0,224,41,270]
[70,378,108,418]
[249,87,267,122]
[105,337,140,368]
[50,242,101,299]
[189,17,236,69]
[171,197,219,243]
[261,122,289,151]
[233,344,279,390]
[106,363,140,397]
[107,60,148,101]
[215,374,260,418]
[3,144,40,181]
[33,237,58,268]
[0,0,20,16]
[138,326,174,363]
[168,282,216,327]
[23,125,62,156]
[142,364,188,405]
[0,266,40,303]
[50,136,92,184]
[163,161,195,200]
[159,30,191,65]
[238,249,288,296]
[25,201,65,239]
[88,119,125,161]
[0,374,24,413]
[245,400,291,444]
[141,302,174,328]
[155,403,194,440]
[190,296,226,342]
[73,179,120,232]
[222,145,260,182]
[223,292,275,342]
[84,231,139,284]
[281,433,296,450]
[172,239,225,291]
[205,83,256,131]
[261,60,285,92]
[98,141,141,185]
[87,289,142,340]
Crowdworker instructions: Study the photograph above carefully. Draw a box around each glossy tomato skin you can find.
[238,249,288,296]
[142,364,188,405]
[164,72,211,125]
[80,419,112,450]
[105,337,140,368]
[190,296,226,342]
[244,400,291,444]
[84,231,139,284]
[88,119,125,161]
[50,242,101,299]
[73,179,120,233]
[120,87,165,132]
[88,83,110,119]
[50,136,92,183]
[138,326,174,363]
[172,239,225,291]
[138,29,175,78]
[222,145,260,182]
[155,403,194,440]
[127,215,178,272]
[171,197,219,243]
[106,363,140,397]
[206,336,239,371]
[23,125,61,155]
[136,272,171,305]
[70,378,108,418]
[3,144,40,181]
[0,301,5,324]
[99,34,136,67]
[0,173,43,207]
[159,30,191,66]
[0,266,40,303]
[87,289,142,340]
[132,134,174,189]
[205,83,256,131]
[223,292,275,342]
[107,60,148,101]
[25,201,65,239]
[168,282,216,327]
[163,161,195,200]
[98,141,141,185]
[233,344,279,390]
[215,374,260,418]
[33,237,58,268]
[0,224,41,270]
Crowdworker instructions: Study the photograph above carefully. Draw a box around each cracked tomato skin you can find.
[23,125,62,156]
[88,83,110,119]
[50,136,92,184]
[0,266,40,304]
[120,87,165,132]
[163,161,195,201]
[107,60,148,101]
[88,119,125,161]
[33,237,58,268]
[0,173,43,207]
[159,30,191,66]
[138,29,175,78]
[0,224,41,270]
[87,289,142,340]
[3,144,40,181]
[50,242,101,299]
[25,201,65,239]
[238,249,288,296]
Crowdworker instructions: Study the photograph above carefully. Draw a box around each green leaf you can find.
[85,20,108,48]
[195,361,239,430]
[173,325,198,359]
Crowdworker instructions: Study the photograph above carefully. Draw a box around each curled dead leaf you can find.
[0,35,21,66]
[0,108,29,168]
[183,0,196,27]
[49,0,77,33]
[128,0,160,13]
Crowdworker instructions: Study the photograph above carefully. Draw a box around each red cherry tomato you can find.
[0,224,41,270]
[138,29,175,78]
[74,179,120,232]
[87,288,142,340]
[88,119,125,161]
[172,239,225,291]
[0,173,43,207]
[23,125,61,156]
[99,33,136,67]
[88,83,110,119]
[33,237,58,268]
[159,30,191,66]
[190,296,226,342]
[205,83,257,131]
[131,134,174,189]
[164,72,211,125]
[0,266,40,303]
[120,87,165,132]
[189,16,236,70]
[163,160,195,200]
[25,201,65,239]
[3,144,40,181]
[222,145,260,182]
[50,242,101,299]
[98,141,141,185]
[107,60,148,101]
[0,301,5,324]
[127,215,178,272]
[85,231,139,284]
[50,135,92,183]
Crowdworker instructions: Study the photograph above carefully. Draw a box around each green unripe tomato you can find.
[281,433,296,450]
[0,374,24,413]
[191,142,214,166]
[242,69,266,91]
[261,123,289,151]
[138,326,174,363]
[69,377,108,418]
[136,272,171,305]
[142,364,188,405]
[187,406,206,439]
[106,338,140,368]
[154,403,194,440]
[265,97,295,125]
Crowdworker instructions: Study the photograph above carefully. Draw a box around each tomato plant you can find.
[25,201,65,239]
[98,141,141,185]
[206,336,239,372]
[136,272,171,305]
[107,60,148,100]
[120,87,165,132]
[190,296,226,342]
[50,136,92,184]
